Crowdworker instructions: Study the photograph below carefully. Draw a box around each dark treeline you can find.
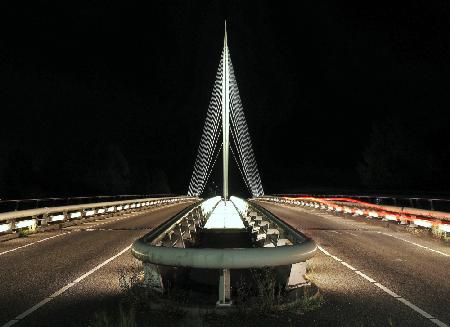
[358,113,450,194]
[0,140,171,199]
[1,1,450,199]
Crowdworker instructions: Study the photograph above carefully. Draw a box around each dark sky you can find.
[1,1,450,198]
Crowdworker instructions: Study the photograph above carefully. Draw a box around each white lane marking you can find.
[317,245,448,327]
[0,204,172,257]
[374,282,400,298]
[1,244,132,327]
[378,232,450,257]
[341,261,357,271]
[0,233,70,257]
[397,298,433,319]
[346,232,358,237]
[355,270,376,283]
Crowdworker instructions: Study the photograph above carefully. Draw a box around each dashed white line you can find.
[0,232,70,257]
[317,245,448,327]
[378,232,450,257]
[0,210,149,257]
[1,244,132,327]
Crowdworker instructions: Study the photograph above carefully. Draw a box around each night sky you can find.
[1,1,450,199]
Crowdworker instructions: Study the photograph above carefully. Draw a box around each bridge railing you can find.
[0,196,198,234]
[131,198,317,305]
[0,194,178,213]
[260,196,450,234]
[274,194,450,213]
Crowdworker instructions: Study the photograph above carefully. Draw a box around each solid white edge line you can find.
[378,232,450,257]
[317,245,448,327]
[0,202,178,257]
[0,233,70,256]
[397,298,433,319]
[355,270,376,283]
[1,244,132,327]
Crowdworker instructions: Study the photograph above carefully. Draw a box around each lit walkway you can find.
[204,200,245,229]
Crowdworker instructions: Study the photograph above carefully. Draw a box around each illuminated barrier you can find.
[132,197,317,305]
[0,196,198,235]
[258,196,450,235]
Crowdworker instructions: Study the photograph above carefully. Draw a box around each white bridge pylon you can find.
[188,22,264,199]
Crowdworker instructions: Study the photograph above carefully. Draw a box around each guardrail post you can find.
[40,213,49,226]
[217,268,232,306]
[143,263,164,293]
[287,261,308,290]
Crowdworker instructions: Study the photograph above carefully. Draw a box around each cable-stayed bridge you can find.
[188,24,263,198]
[0,24,449,327]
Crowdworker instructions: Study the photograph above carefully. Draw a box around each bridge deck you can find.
[0,200,449,326]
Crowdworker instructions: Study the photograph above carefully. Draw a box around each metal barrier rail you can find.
[260,196,450,233]
[131,198,317,305]
[132,240,316,269]
[0,194,177,213]
[275,194,450,212]
[132,199,316,268]
[0,196,198,234]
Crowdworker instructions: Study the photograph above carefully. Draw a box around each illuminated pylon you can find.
[222,21,230,201]
[188,22,264,199]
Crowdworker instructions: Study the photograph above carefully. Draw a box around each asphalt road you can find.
[0,200,195,327]
[256,200,450,327]
[1,199,449,327]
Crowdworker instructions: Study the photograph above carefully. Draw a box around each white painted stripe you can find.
[317,245,448,327]
[341,261,357,271]
[431,319,450,327]
[1,244,132,327]
[330,255,342,262]
[374,282,400,298]
[378,232,450,257]
[397,298,433,319]
[0,205,156,257]
[1,320,18,327]
[0,201,177,257]
[0,233,70,257]
[355,270,376,283]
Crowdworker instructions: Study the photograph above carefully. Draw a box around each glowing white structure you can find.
[222,22,230,200]
[188,22,264,199]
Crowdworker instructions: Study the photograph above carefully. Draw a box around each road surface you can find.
[256,200,450,327]
[0,200,195,327]
[1,198,449,326]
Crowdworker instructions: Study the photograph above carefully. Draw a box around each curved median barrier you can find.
[131,196,317,306]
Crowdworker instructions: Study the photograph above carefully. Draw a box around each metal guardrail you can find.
[261,196,450,233]
[0,196,197,234]
[131,199,316,269]
[275,194,450,213]
[131,197,317,306]
[0,194,177,213]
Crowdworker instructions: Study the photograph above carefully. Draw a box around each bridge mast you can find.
[222,21,230,201]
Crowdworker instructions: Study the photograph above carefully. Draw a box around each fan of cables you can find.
[187,51,224,197]
[187,47,264,198]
